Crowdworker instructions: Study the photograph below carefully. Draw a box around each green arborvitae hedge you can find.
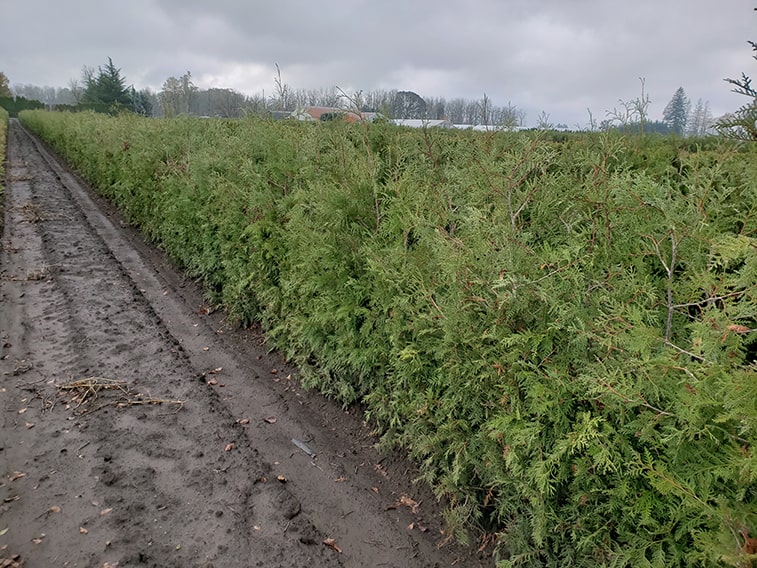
[0,96,44,117]
[0,107,8,191]
[19,109,757,567]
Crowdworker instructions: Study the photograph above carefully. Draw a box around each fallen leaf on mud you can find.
[277,475,287,483]
[32,533,46,544]
[202,347,209,351]
[408,522,415,530]
[8,472,26,482]
[79,527,88,534]
[207,367,223,375]
[322,538,343,553]
[224,443,235,452]
[48,506,61,514]
[370,487,379,494]
[3,496,19,503]
[263,416,277,424]
[100,508,113,516]
[25,422,34,429]
[398,494,420,514]
[206,378,218,386]
[253,525,261,531]
[0,527,8,536]
[270,369,278,375]
[236,418,250,425]
[17,408,26,414]
[334,476,347,483]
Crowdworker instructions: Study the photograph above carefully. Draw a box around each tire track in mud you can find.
[0,120,490,568]
[1,122,339,567]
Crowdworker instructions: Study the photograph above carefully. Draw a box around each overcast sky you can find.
[2,0,755,126]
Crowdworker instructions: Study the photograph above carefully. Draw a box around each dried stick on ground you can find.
[57,376,184,413]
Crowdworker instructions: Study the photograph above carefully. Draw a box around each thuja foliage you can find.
[19,109,757,567]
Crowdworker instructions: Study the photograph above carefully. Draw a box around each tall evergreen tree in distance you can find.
[82,58,131,110]
[663,86,690,135]
[129,87,153,117]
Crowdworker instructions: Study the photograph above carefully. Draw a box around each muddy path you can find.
[0,119,492,568]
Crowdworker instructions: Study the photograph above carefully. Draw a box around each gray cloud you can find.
[2,0,755,126]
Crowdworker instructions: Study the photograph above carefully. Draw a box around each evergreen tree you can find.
[130,87,153,117]
[82,58,131,109]
[662,86,690,135]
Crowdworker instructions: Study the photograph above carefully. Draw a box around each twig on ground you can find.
[56,376,185,414]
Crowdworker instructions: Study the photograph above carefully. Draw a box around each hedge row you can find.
[19,110,757,567]
[0,96,44,118]
[0,107,8,191]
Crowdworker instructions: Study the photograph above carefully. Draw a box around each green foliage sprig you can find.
[717,36,757,141]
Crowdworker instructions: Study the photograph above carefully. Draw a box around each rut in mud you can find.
[0,120,491,567]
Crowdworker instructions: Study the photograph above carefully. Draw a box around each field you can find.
[18,109,757,567]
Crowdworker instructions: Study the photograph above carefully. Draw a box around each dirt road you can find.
[0,119,491,568]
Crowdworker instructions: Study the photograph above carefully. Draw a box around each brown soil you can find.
[0,119,494,568]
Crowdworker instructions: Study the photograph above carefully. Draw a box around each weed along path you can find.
[0,119,489,568]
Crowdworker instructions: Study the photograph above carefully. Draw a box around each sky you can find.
[2,0,756,127]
